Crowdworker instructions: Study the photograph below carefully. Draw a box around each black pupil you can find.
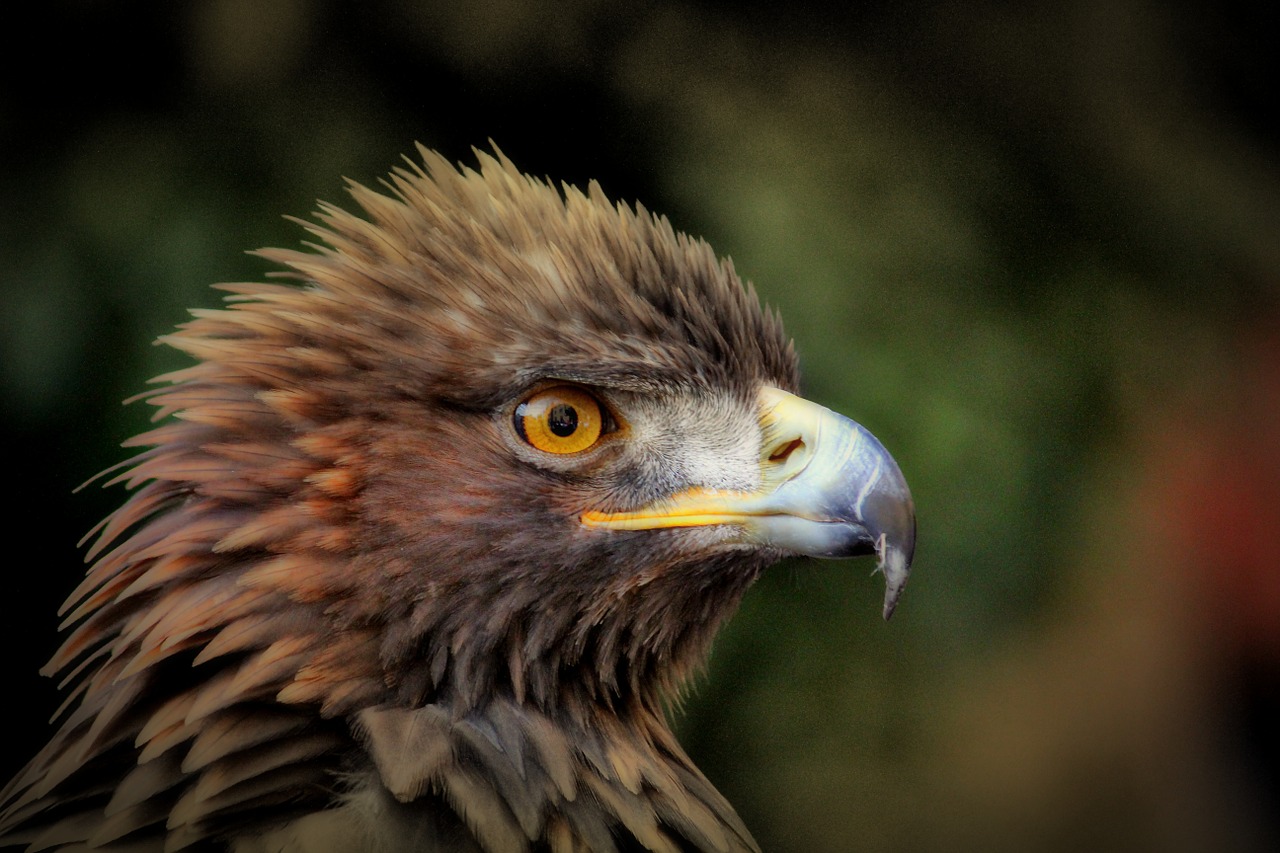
[548,404,578,437]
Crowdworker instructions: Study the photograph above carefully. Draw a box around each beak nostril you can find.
[768,438,804,462]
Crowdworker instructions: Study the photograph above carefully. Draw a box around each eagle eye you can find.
[514,386,608,454]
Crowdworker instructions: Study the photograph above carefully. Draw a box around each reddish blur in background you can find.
[2,2,1276,851]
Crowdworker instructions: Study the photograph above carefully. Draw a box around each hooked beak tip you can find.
[877,535,912,620]
[845,426,915,619]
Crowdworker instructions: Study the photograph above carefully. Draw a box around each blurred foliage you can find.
[2,1,1277,850]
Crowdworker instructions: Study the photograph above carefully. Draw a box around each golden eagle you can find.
[0,148,914,852]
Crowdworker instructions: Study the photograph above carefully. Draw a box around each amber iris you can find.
[515,386,606,454]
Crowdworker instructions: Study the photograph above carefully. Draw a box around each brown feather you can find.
[1,146,800,852]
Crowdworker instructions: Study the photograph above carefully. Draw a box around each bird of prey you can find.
[0,147,914,853]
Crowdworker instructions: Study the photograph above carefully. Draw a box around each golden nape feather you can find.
[1,146,915,853]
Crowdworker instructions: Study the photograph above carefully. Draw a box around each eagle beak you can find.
[582,386,916,618]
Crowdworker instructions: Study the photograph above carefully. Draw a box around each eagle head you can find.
[1,146,914,853]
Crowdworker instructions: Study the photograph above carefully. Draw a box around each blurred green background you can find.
[2,1,1277,850]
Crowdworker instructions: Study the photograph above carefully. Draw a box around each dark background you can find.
[3,1,1277,850]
